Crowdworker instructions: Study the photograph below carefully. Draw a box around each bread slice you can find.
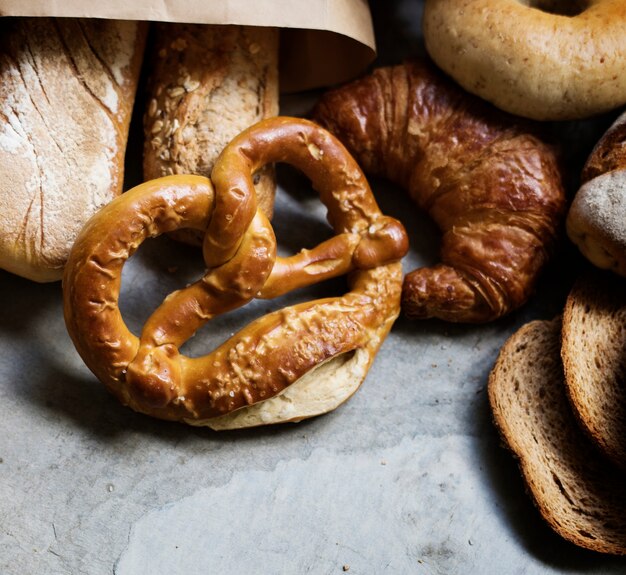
[562,271,626,470]
[488,318,626,554]
[0,18,146,282]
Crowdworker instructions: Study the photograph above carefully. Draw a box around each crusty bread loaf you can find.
[0,17,147,282]
[489,318,626,555]
[143,23,279,225]
[567,110,626,276]
[562,271,626,470]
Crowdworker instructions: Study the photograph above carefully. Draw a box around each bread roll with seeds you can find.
[0,18,146,282]
[143,24,279,228]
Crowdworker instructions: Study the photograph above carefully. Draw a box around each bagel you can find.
[566,110,626,275]
[313,60,565,323]
[423,0,626,120]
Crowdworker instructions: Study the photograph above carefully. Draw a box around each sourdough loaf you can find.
[566,110,626,276]
[489,318,626,555]
[143,24,279,225]
[0,17,146,282]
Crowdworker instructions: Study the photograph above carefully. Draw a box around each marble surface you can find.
[2,2,626,574]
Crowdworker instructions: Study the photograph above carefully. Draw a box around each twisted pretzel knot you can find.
[63,117,408,426]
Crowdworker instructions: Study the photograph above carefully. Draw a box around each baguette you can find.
[0,17,146,282]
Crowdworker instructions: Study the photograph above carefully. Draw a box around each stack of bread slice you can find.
[488,270,626,554]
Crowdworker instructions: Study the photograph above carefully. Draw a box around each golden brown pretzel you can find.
[313,60,566,323]
[63,117,408,426]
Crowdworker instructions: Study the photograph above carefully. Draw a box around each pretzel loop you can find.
[63,117,408,425]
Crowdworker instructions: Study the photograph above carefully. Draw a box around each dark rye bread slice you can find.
[562,271,626,470]
[488,318,626,554]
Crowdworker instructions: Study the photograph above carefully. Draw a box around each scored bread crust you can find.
[423,0,626,120]
[489,318,626,554]
[143,23,279,224]
[0,18,147,282]
[562,271,626,470]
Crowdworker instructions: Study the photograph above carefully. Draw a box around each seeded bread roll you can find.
[143,23,279,231]
[0,17,147,282]
[489,318,626,555]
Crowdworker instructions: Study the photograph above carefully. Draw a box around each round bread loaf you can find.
[423,0,626,120]
[567,110,626,275]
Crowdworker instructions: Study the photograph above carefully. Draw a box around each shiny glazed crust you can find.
[423,0,626,120]
[313,60,565,323]
[63,117,408,427]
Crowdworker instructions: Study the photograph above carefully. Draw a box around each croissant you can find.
[312,60,566,323]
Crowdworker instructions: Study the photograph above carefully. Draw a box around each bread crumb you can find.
[342,566,350,572]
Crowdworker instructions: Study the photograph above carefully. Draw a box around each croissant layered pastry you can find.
[313,60,567,323]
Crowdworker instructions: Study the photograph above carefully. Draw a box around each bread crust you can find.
[566,110,626,275]
[489,318,626,555]
[313,59,565,323]
[143,23,279,222]
[423,0,626,120]
[0,17,146,282]
[562,271,626,470]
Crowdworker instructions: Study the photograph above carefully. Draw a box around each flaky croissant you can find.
[313,60,566,323]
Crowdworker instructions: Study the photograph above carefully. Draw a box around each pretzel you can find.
[63,117,408,428]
